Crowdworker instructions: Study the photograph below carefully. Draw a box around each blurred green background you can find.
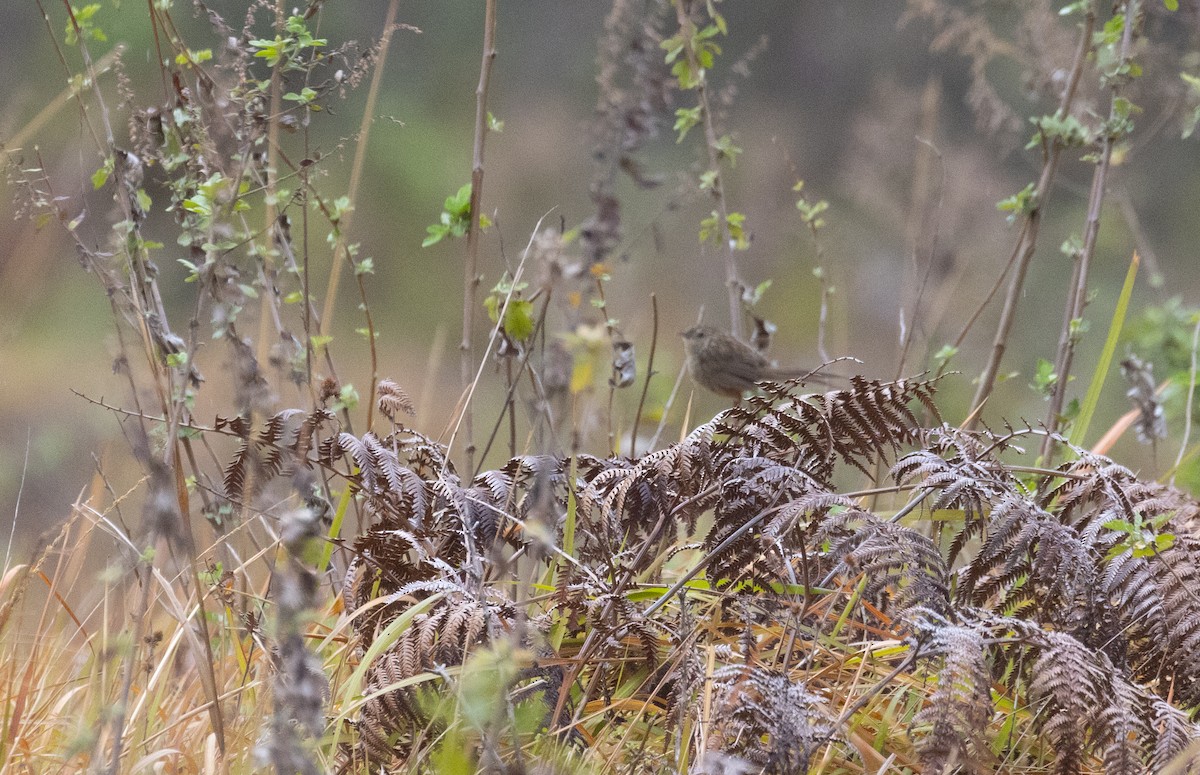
[3,1,1200,552]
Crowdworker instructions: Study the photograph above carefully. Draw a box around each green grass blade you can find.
[1070,252,1140,449]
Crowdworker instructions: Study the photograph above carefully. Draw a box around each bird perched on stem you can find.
[681,325,828,399]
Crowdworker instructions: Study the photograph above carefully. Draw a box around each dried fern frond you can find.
[220,408,333,502]
[892,423,1023,554]
[913,622,996,774]
[719,376,939,481]
[967,612,1200,775]
[376,378,416,421]
[311,375,1200,772]
[356,587,519,765]
[961,494,1096,624]
[706,665,841,773]
[817,508,950,620]
[1144,536,1200,708]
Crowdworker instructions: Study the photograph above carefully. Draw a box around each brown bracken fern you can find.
[226,376,1200,772]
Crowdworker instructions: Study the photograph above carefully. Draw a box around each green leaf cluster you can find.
[423,183,480,247]
[661,17,725,90]
[1031,357,1058,396]
[64,4,106,46]
[699,210,748,250]
[283,86,320,108]
[1104,511,1176,560]
[794,181,829,230]
[1093,13,1143,83]
[996,182,1037,223]
[673,106,702,142]
[249,15,326,70]
[174,49,213,68]
[1026,113,1092,150]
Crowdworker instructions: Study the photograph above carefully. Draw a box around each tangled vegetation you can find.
[4,0,1200,773]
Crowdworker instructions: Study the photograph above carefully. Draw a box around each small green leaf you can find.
[1031,357,1058,396]
[933,345,958,370]
[422,224,449,247]
[504,299,535,341]
[332,384,359,412]
[1103,518,1135,533]
[283,87,318,104]
[674,106,702,142]
[698,211,719,244]
[175,48,213,66]
[91,157,113,190]
[713,134,742,166]
[997,183,1037,223]
[746,279,772,306]
[725,211,749,250]
[181,197,210,216]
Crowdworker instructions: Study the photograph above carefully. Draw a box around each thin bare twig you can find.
[460,0,499,474]
[673,3,744,338]
[895,136,945,379]
[316,0,404,432]
[1040,0,1138,461]
[630,294,660,458]
[443,213,550,475]
[968,8,1096,427]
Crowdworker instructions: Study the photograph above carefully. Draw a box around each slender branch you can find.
[55,0,232,756]
[947,220,1026,357]
[316,0,402,432]
[461,0,498,474]
[673,2,744,338]
[443,213,549,477]
[1040,0,1137,461]
[630,294,659,457]
[318,0,400,336]
[475,295,555,472]
[967,8,1095,427]
[895,135,945,379]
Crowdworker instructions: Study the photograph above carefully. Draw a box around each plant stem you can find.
[967,7,1095,427]
[1040,0,1137,462]
[673,2,744,338]
[462,0,498,473]
[630,294,659,457]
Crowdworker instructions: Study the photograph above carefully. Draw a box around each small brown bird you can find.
[681,325,822,399]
